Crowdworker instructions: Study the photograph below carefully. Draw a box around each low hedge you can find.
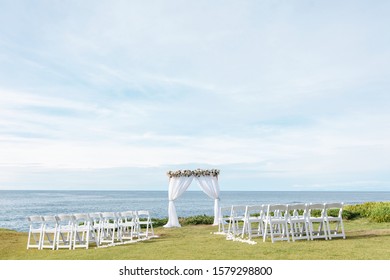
[179,215,214,225]
[149,202,390,227]
[150,215,214,228]
[344,202,390,222]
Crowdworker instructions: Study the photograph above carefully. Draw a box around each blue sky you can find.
[0,0,389,191]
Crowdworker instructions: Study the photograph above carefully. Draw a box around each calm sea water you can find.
[1,190,389,232]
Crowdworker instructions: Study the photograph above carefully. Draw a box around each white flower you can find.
[166,169,220,177]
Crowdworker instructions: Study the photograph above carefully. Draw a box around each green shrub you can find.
[179,215,214,225]
[341,209,359,220]
[368,204,390,223]
[151,215,214,227]
[151,218,168,228]
[344,202,377,218]
[344,202,390,222]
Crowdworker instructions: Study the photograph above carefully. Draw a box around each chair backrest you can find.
[89,212,102,220]
[43,215,59,224]
[57,214,74,221]
[230,205,246,218]
[101,212,117,219]
[120,211,137,222]
[267,204,288,218]
[27,216,44,230]
[137,210,150,216]
[307,203,326,217]
[101,212,118,225]
[268,204,288,211]
[137,211,151,221]
[324,202,343,218]
[219,207,231,218]
[245,205,264,219]
[57,214,74,225]
[73,213,90,220]
[88,213,103,228]
[73,213,92,226]
[28,216,43,223]
[287,203,307,217]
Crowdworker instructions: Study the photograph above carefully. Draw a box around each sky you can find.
[0,0,389,191]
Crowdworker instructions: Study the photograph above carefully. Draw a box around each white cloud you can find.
[0,1,389,190]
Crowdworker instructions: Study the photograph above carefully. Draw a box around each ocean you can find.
[1,190,389,232]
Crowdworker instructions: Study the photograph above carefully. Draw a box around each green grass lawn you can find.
[1,218,389,260]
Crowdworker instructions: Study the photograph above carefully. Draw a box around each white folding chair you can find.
[89,212,103,244]
[263,204,290,243]
[307,203,328,240]
[241,205,264,240]
[118,211,138,241]
[27,216,44,250]
[100,212,121,245]
[41,215,59,250]
[287,204,310,241]
[324,202,346,239]
[136,210,154,239]
[227,205,246,236]
[218,206,232,234]
[56,214,74,250]
[72,213,98,249]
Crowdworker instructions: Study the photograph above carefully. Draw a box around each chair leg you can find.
[69,231,73,249]
[56,232,60,250]
[340,220,346,239]
[308,222,313,240]
[323,222,328,240]
[326,220,332,240]
[27,231,31,250]
[146,223,150,238]
[247,222,252,240]
[263,221,268,242]
[259,220,264,236]
[73,230,79,250]
[270,222,275,243]
[290,223,296,242]
[85,230,89,249]
[285,222,290,242]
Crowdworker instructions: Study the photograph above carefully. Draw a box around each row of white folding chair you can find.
[27,214,99,250]
[97,210,154,244]
[218,205,263,238]
[260,203,314,243]
[75,211,153,246]
[218,205,265,239]
[27,210,154,249]
[262,202,345,242]
[289,202,345,242]
[219,203,345,243]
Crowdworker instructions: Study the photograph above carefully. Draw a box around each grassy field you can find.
[1,218,389,260]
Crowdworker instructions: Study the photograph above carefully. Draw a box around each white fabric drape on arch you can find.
[164,175,221,228]
[194,176,220,225]
[163,176,194,228]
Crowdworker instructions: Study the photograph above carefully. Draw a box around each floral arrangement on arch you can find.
[167,169,220,178]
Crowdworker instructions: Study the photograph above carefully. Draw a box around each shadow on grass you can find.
[345,232,390,240]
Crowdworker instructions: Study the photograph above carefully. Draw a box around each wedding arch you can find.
[163,169,221,228]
